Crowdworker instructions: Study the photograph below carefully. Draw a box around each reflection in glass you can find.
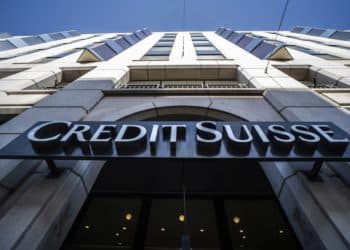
[225,200,300,250]
[145,199,220,250]
[63,198,141,250]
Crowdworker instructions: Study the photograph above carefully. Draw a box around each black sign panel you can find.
[0,121,349,161]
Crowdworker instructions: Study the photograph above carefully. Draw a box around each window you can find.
[79,28,152,62]
[49,32,66,40]
[140,34,176,61]
[307,28,326,36]
[21,36,45,45]
[251,42,276,59]
[0,40,17,51]
[62,159,300,250]
[90,43,117,61]
[145,199,220,250]
[275,65,345,88]
[216,27,292,60]
[191,33,226,60]
[236,35,254,48]
[330,31,350,41]
[290,26,304,33]
[225,200,299,250]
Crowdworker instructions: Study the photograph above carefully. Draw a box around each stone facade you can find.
[0,28,349,250]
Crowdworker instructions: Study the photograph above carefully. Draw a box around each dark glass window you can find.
[154,42,174,47]
[159,38,175,42]
[21,36,45,45]
[142,28,152,36]
[0,40,17,51]
[68,30,80,37]
[225,200,300,250]
[105,39,124,53]
[135,30,146,39]
[63,197,142,250]
[236,35,254,48]
[62,159,301,250]
[196,49,222,55]
[222,30,233,39]
[330,31,350,41]
[193,41,211,46]
[251,42,276,59]
[123,35,137,45]
[116,38,132,49]
[291,27,304,33]
[131,33,141,41]
[145,199,220,250]
[307,28,326,36]
[192,37,208,41]
[146,50,171,56]
[49,32,66,40]
[91,44,117,60]
[216,27,226,35]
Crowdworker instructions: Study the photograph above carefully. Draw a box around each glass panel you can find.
[330,31,350,41]
[154,42,174,47]
[222,30,233,38]
[192,37,208,41]
[225,200,300,250]
[197,54,225,60]
[146,50,171,56]
[141,55,169,61]
[196,50,222,55]
[251,42,277,59]
[307,28,326,36]
[193,41,211,46]
[145,199,220,250]
[0,40,17,51]
[236,35,254,48]
[49,32,66,40]
[195,46,216,51]
[21,36,45,45]
[159,38,175,42]
[291,27,304,33]
[68,30,80,37]
[148,46,172,51]
[91,44,117,60]
[115,38,131,49]
[64,197,141,250]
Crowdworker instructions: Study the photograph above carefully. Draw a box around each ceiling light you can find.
[239,229,244,233]
[178,214,185,222]
[233,216,240,224]
[125,213,132,221]
[200,228,205,232]
[115,232,120,237]
[161,227,166,232]
[122,226,127,231]
[84,225,90,230]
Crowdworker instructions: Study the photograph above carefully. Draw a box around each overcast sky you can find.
[1,0,349,35]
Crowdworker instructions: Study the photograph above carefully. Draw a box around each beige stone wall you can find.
[0,30,349,250]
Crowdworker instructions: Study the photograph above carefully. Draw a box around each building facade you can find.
[0,26,349,250]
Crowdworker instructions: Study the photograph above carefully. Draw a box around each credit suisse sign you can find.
[0,121,349,161]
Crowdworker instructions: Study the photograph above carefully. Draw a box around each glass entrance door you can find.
[61,159,301,250]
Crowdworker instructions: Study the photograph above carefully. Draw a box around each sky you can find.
[0,0,349,35]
